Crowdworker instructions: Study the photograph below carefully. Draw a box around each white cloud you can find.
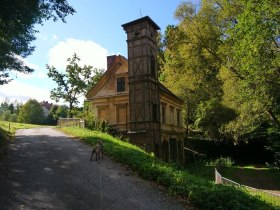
[35,72,48,79]
[9,56,41,80]
[0,80,52,104]
[13,55,40,72]
[47,38,108,70]
[37,33,48,41]
[52,34,58,40]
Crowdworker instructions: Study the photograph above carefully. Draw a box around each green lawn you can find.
[60,126,279,210]
[0,121,42,134]
[184,164,280,190]
[0,121,44,151]
[220,166,280,190]
[184,163,280,206]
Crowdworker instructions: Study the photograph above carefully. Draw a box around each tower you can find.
[122,16,161,154]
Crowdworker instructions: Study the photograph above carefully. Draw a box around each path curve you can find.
[0,127,189,210]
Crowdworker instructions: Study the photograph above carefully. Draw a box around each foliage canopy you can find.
[47,53,104,117]
[0,0,75,85]
[18,99,44,124]
[160,0,280,164]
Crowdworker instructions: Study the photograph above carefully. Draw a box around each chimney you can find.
[107,55,117,69]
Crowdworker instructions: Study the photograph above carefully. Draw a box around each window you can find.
[170,107,174,125]
[177,109,181,126]
[117,77,125,92]
[161,104,166,123]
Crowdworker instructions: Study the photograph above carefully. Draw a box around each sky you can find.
[0,0,200,106]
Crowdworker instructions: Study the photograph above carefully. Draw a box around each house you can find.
[86,16,185,163]
[40,100,53,117]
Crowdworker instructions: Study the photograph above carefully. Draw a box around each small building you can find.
[86,16,184,163]
[40,101,53,117]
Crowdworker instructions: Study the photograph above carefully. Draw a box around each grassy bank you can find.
[60,127,278,210]
[0,121,42,134]
[0,121,43,150]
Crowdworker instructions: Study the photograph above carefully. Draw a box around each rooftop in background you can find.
[40,101,53,111]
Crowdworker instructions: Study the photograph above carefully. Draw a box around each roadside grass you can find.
[0,120,42,135]
[184,163,280,206]
[60,126,279,210]
[0,121,44,152]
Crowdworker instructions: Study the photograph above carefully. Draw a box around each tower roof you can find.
[122,16,160,30]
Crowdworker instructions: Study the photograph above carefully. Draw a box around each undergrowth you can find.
[60,127,278,210]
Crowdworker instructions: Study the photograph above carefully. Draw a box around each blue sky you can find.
[0,0,200,106]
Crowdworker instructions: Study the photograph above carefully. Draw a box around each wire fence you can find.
[57,118,84,128]
[215,168,280,207]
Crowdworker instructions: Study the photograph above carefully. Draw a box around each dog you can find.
[90,140,104,161]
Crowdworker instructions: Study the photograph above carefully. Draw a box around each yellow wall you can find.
[87,56,184,140]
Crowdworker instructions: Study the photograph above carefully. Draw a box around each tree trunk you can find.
[266,109,280,129]
[69,102,73,118]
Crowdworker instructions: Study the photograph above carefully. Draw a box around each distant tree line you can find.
[0,98,80,125]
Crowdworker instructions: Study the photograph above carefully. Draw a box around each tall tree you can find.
[0,0,75,85]
[47,53,104,118]
[161,1,228,139]
[18,99,44,124]
[225,0,280,128]
[161,0,279,141]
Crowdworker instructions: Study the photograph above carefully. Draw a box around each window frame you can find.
[116,77,125,92]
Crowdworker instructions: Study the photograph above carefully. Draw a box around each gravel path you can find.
[0,127,189,210]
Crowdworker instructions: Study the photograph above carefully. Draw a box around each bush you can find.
[207,156,235,168]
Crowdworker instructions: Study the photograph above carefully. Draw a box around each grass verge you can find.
[0,121,43,156]
[60,126,279,210]
[0,121,42,134]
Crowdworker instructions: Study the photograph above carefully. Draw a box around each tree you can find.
[0,99,20,122]
[47,104,68,124]
[47,53,104,117]
[194,98,237,140]
[161,0,279,141]
[225,0,280,128]
[18,99,45,124]
[161,1,229,139]
[0,0,75,85]
[0,101,9,114]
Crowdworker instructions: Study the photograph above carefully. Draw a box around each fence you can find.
[215,168,280,207]
[57,118,84,128]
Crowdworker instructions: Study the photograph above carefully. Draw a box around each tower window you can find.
[150,56,156,78]
[152,103,158,122]
[117,77,125,92]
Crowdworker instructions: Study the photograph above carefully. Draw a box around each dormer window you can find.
[117,77,125,92]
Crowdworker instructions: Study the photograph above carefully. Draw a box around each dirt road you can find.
[0,127,188,210]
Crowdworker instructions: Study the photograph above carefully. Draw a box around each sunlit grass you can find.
[0,120,42,134]
[60,126,278,210]
[0,121,44,148]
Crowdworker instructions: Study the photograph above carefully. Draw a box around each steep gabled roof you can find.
[86,54,183,105]
[86,55,127,99]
